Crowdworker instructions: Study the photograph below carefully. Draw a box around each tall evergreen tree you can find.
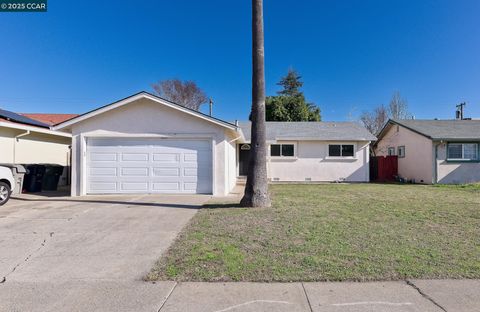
[277,69,303,97]
[265,69,321,121]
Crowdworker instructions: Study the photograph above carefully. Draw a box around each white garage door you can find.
[86,138,212,194]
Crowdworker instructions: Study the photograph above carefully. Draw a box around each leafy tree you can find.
[152,79,208,111]
[264,69,321,121]
[241,0,271,208]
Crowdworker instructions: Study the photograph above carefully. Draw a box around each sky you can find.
[1,0,479,122]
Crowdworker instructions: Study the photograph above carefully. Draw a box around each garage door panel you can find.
[121,153,149,161]
[89,167,117,177]
[151,182,180,191]
[89,182,117,191]
[121,167,149,176]
[86,138,212,194]
[121,182,148,191]
[153,167,180,177]
[90,153,117,161]
[183,153,197,162]
[152,153,180,163]
[184,183,197,190]
[183,168,200,177]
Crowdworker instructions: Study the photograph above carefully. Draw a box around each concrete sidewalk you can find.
[1,279,478,311]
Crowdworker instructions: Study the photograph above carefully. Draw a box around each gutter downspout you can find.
[13,130,30,164]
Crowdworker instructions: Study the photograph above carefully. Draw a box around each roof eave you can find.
[0,121,72,138]
[52,91,238,131]
[274,137,375,141]
[432,138,480,142]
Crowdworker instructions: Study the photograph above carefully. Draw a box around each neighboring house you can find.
[0,109,73,166]
[375,119,480,184]
[53,91,376,197]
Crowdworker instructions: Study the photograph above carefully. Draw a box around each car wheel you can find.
[0,182,11,206]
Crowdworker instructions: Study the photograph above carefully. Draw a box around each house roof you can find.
[52,91,238,131]
[20,113,79,126]
[238,121,376,142]
[379,119,480,141]
[0,108,50,128]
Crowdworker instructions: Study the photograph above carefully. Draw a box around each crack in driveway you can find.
[0,231,54,284]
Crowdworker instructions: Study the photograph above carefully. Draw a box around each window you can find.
[328,145,341,157]
[282,144,294,157]
[270,144,295,157]
[388,147,396,156]
[342,145,354,157]
[447,143,478,161]
[328,144,355,157]
[398,146,405,158]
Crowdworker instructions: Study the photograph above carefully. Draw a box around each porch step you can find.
[236,176,247,185]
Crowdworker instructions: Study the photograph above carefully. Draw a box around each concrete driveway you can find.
[0,193,207,311]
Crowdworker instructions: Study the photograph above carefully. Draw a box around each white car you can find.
[0,166,15,205]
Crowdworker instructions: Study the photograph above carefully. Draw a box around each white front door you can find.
[86,138,212,194]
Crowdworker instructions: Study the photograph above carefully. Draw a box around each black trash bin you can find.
[42,165,64,191]
[24,165,46,193]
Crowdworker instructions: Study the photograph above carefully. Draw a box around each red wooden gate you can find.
[371,156,398,182]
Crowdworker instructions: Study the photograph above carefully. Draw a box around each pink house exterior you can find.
[375,119,480,184]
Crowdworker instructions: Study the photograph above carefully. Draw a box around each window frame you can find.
[269,143,296,158]
[447,142,479,162]
[398,146,405,158]
[327,143,357,158]
[387,147,396,156]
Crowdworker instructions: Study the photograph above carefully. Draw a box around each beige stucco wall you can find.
[0,127,71,166]
[0,127,16,163]
[375,124,433,183]
[266,140,370,182]
[69,98,236,196]
[435,143,480,184]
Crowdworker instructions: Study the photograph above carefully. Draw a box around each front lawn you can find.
[147,183,480,282]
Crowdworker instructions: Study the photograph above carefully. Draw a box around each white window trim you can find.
[398,146,405,158]
[447,143,479,161]
[326,142,357,159]
[269,142,297,159]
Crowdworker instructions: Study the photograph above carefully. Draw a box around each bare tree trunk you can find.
[240,0,271,208]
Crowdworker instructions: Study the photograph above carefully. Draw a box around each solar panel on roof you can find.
[0,109,50,128]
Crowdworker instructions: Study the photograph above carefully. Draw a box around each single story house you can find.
[0,109,73,166]
[375,119,480,184]
[237,121,375,183]
[52,91,376,196]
